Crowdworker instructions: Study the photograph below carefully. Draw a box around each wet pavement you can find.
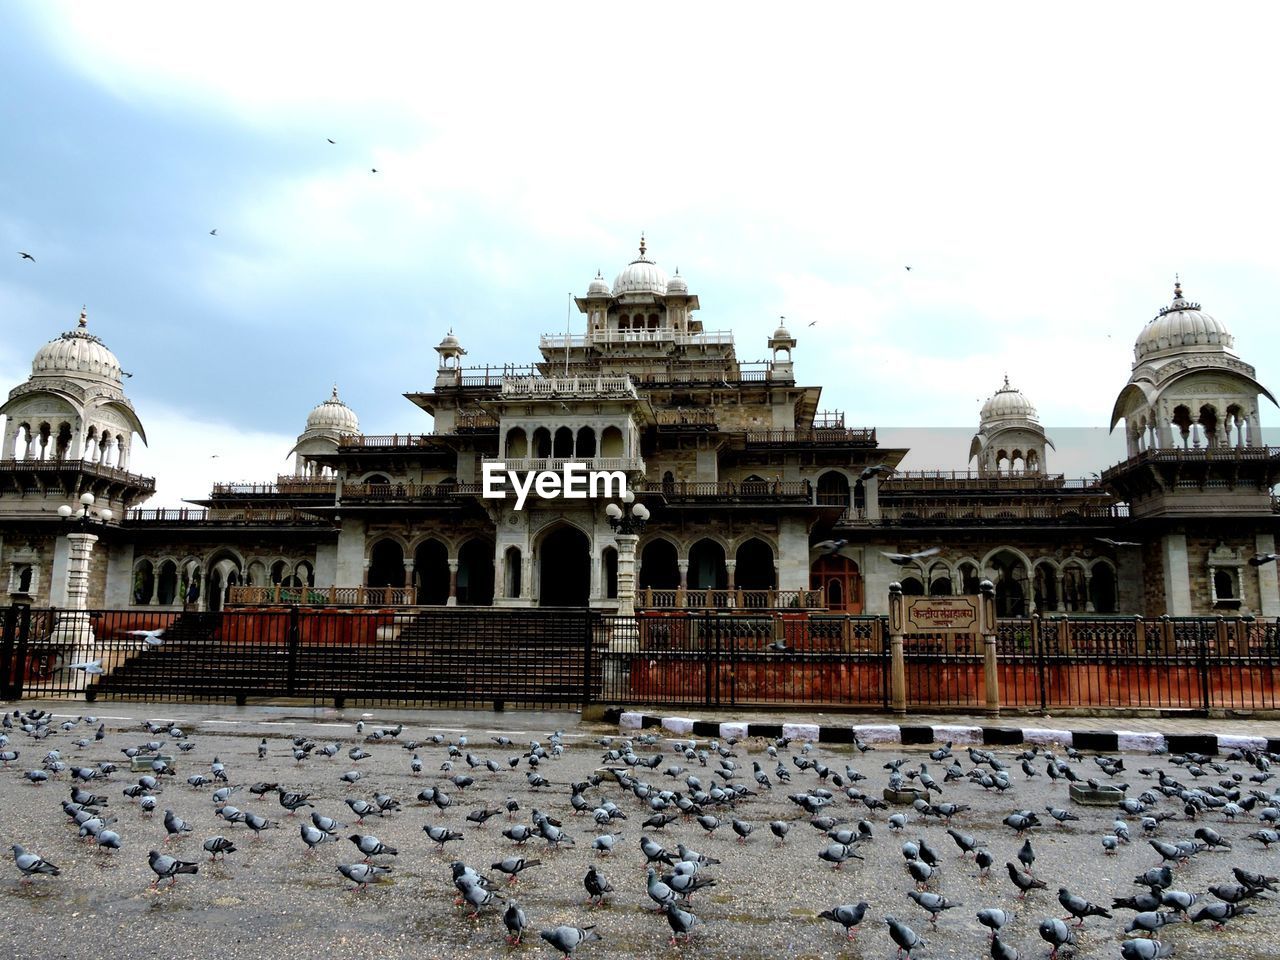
[0,700,1277,959]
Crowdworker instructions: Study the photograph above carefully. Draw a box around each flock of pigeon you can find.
[3,706,1279,958]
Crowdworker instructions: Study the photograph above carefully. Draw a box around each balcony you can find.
[654,409,718,430]
[0,457,156,492]
[838,501,1128,526]
[125,508,328,525]
[638,588,825,610]
[340,481,483,501]
[539,328,735,349]
[1101,445,1280,480]
[883,471,1094,491]
[486,457,646,474]
[744,428,877,447]
[637,479,813,502]
[499,375,638,399]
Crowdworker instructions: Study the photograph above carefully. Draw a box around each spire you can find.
[78,306,87,329]
[1002,373,1010,390]
[330,384,340,401]
[1174,273,1182,300]
[638,233,647,258]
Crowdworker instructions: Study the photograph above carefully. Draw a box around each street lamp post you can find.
[605,490,649,619]
[53,492,113,683]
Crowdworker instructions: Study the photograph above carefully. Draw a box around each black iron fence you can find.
[2,604,1278,713]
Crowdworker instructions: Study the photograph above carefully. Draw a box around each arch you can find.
[457,538,494,605]
[363,473,391,485]
[734,538,776,590]
[639,537,680,590]
[245,559,268,588]
[899,576,925,596]
[986,548,1030,617]
[505,427,528,459]
[132,559,155,605]
[811,553,862,612]
[602,546,618,600]
[576,426,596,458]
[1214,568,1235,600]
[270,559,290,585]
[1171,405,1193,446]
[414,538,450,604]
[929,577,952,596]
[504,546,522,599]
[295,560,315,587]
[687,538,728,590]
[206,550,244,612]
[537,524,591,606]
[600,426,624,458]
[1089,560,1118,613]
[156,560,179,605]
[532,427,552,458]
[955,559,982,594]
[1032,560,1059,613]
[1198,404,1220,447]
[816,470,851,506]
[367,539,406,589]
[553,426,574,458]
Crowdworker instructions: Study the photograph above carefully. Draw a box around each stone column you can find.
[615,533,639,618]
[980,579,1000,717]
[888,581,906,716]
[522,554,533,600]
[52,532,99,685]
[1256,533,1280,616]
[725,560,736,592]
[1083,571,1095,612]
[1161,534,1192,616]
[1054,572,1066,612]
[402,559,415,602]
[446,561,459,607]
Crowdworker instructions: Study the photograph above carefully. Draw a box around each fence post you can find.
[980,580,1000,717]
[0,605,17,700]
[286,606,301,696]
[1197,619,1212,714]
[888,582,906,716]
[582,612,594,711]
[11,604,32,701]
[1033,614,1047,714]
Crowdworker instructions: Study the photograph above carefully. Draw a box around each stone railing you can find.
[340,482,483,500]
[539,329,736,349]
[744,428,877,445]
[654,408,718,427]
[228,585,414,606]
[638,588,825,610]
[637,479,812,501]
[0,458,156,489]
[840,501,1127,524]
[488,457,645,473]
[126,508,327,524]
[500,375,638,399]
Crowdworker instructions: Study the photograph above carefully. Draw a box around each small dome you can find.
[31,308,122,384]
[665,270,688,295]
[980,376,1038,422]
[436,331,462,351]
[1133,281,1233,362]
[773,323,792,340]
[587,271,611,296]
[612,236,669,296]
[306,385,359,434]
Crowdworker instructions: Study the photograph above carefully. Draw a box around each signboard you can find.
[904,595,979,633]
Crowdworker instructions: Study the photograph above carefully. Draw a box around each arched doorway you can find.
[989,550,1028,617]
[810,554,862,613]
[368,539,405,590]
[639,539,680,590]
[687,539,727,590]
[1091,563,1117,613]
[414,539,449,604]
[458,539,495,605]
[538,525,590,606]
[816,470,850,506]
[602,546,618,600]
[735,538,776,590]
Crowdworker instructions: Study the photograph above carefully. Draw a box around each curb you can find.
[609,710,1280,756]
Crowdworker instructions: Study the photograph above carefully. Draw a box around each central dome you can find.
[612,237,669,296]
[980,377,1038,422]
[306,386,359,434]
[31,309,122,384]
[1133,281,1233,362]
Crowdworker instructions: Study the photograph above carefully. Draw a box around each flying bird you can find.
[905,265,912,271]
[882,547,941,566]
[813,539,848,557]
[19,252,35,261]
[860,463,894,481]
[1097,538,1142,548]
[808,320,817,327]
[209,229,217,236]
[327,138,336,144]
[1249,553,1279,566]
[370,168,378,173]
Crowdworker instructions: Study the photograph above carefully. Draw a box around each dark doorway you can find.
[688,539,728,590]
[458,539,495,605]
[539,526,591,606]
[639,539,680,590]
[368,540,405,590]
[735,538,776,590]
[415,539,449,604]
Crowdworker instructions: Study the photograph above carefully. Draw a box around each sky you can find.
[2,3,1278,506]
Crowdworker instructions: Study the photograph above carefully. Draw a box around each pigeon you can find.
[583,865,613,905]
[1191,901,1256,930]
[646,868,677,910]
[148,850,197,888]
[769,820,790,843]
[909,890,960,925]
[819,901,868,939]
[813,540,849,556]
[1058,887,1112,926]
[311,812,346,834]
[884,916,925,959]
[492,856,541,884]
[1248,553,1279,566]
[1006,862,1045,899]
[1125,911,1184,936]
[19,251,35,261]
[665,902,697,944]
[1037,918,1076,960]
[882,547,941,565]
[1120,940,1176,960]
[1098,538,1143,548]
[12,845,59,883]
[976,907,1013,938]
[202,836,236,861]
[348,834,396,860]
[991,934,1021,960]
[126,628,166,647]
[731,819,753,843]
[1018,839,1037,874]
[539,925,601,959]
[300,823,337,852]
[163,810,193,841]
[1232,867,1278,892]
[337,862,391,891]
[503,900,528,944]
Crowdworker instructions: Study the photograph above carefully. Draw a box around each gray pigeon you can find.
[583,864,612,904]
[336,862,391,891]
[1037,918,1076,960]
[1190,901,1256,930]
[12,845,59,883]
[1125,911,1183,935]
[977,907,1013,937]
[1058,887,1112,925]
[665,902,697,944]
[819,901,868,939]
[539,925,602,958]
[884,916,925,958]
[148,850,198,888]
[301,824,337,852]
[163,810,193,841]
[908,890,959,925]
[348,834,396,860]
[201,836,236,861]
[647,867,676,909]
[1120,940,1176,960]
[503,900,528,944]
[991,934,1021,960]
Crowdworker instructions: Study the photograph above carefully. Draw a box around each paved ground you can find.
[0,700,1277,960]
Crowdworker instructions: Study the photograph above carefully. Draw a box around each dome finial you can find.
[78,305,87,328]
[1002,373,1010,389]
[1173,273,1182,300]
[638,233,647,258]
[331,383,339,401]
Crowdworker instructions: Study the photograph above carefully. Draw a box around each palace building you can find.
[3,244,1279,620]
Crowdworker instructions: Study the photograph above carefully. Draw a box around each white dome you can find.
[773,324,791,339]
[31,309,122,384]
[587,271,611,296]
[665,271,688,295]
[436,331,462,351]
[612,237,669,296]
[306,386,359,434]
[980,377,1038,421]
[1134,282,1233,362]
